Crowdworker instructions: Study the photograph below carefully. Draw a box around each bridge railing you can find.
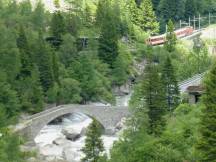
[26,105,128,121]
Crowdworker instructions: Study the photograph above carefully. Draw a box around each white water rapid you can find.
[34,93,131,162]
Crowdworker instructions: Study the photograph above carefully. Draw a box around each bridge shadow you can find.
[47,112,105,134]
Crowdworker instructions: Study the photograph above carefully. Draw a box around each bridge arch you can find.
[17,105,130,141]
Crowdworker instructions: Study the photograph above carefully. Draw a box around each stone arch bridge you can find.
[16,105,130,141]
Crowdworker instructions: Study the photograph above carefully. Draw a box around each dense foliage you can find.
[196,65,216,161]
[0,0,215,161]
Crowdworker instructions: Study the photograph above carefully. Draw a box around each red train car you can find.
[147,27,194,46]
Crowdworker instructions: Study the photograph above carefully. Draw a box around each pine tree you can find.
[0,24,21,83]
[16,25,32,78]
[35,32,54,92]
[196,64,216,161]
[96,0,107,26]
[97,1,120,67]
[184,0,198,19]
[112,54,128,86]
[83,4,93,27]
[29,66,44,113]
[54,0,60,8]
[152,0,160,10]
[31,1,46,31]
[82,119,105,162]
[52,52,60,84]
[141,61,167,135]
[16,26,44,113]
[0,72,19,118]
[139,0,159,34]
[127,0,141,27]
[161,56,180,112]
[158,0,185,31]
[50,11,66,39]
[165,20,177,52]
[158,0,185,22]
[19,0,32,17]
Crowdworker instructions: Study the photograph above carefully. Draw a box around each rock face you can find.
[62,126,81,141]
[114,84,131,96]
[115,117,127,131]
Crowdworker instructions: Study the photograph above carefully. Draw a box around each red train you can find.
[147,27,194,46]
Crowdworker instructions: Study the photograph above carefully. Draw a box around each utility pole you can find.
[194,15,207,30]
[180,20,189,28]
[209,12,211,26]
[199,14,201,30]
[208,13,216,26]
[194,16,196,30]
[189,17,191,27]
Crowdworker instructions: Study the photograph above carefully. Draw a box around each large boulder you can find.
[62,126,81,141]
[115,117,127,131]
[27,157,37,162]
[63,146,83,162]
[39,144,63,158]
[53,137,69,146]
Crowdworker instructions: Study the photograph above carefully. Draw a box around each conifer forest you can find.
[0,0,216,162]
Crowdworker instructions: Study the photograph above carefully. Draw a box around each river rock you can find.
[105,127,116,135]
[43,155,65,162]
[113,84,131,96]
[53,137,69,146]
[39,144,63,157]
[115,117,127,131]
[20,144,38,153]
[63,147,82,162]
[62,126,81,141]
[27,157,37,162]
[80,127,87,136]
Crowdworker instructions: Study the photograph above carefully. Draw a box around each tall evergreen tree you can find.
[52,52,60,84]
[158,0,185,31]
[112,54,128,86]
[152,0,160,10]
[196,64,216,161]
[82,119,105,162]
[97,1,120,67]
[35,32,54,92]
[184,0,198,19]
[54,0,60,8]
[139,0,159,34]
[158,0,185,22]
[0,72,19,118]
[96,0,108,26]
[31,1,46,31]
[16,26,44,113]
[165,20,177,52]
[161,57,180,112]
[127,0,142,27]
[16,26,32,78]
[0,25,20,83]
[141,61,167,135]
[50,11,66,39]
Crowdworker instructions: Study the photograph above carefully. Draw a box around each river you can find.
[34,93,131,162]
